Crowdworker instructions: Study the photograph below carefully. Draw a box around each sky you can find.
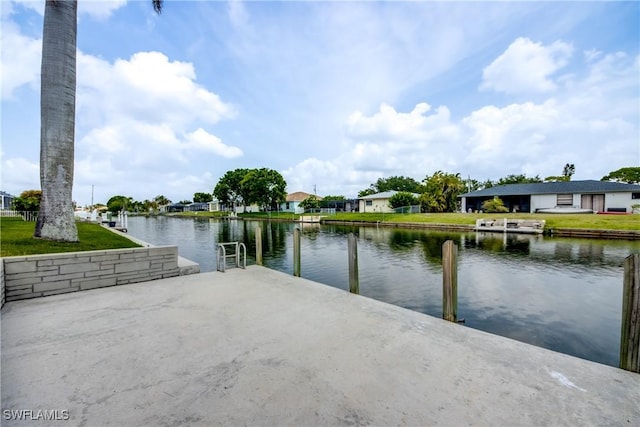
[1,0,639,206]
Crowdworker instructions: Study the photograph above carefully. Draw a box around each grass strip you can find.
[235,211,640,231]
[1,217,141,257]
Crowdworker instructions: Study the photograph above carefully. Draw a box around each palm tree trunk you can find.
[35,0,78,241]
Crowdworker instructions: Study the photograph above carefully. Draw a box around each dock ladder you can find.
[216,242,247,272]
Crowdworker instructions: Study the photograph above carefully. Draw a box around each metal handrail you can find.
[216,242,247,272]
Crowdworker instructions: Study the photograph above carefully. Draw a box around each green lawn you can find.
[169,210,639,231]
[1,217,141,257]
[323,212,640,230]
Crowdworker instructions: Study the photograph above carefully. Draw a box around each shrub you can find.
[482,197,509,213]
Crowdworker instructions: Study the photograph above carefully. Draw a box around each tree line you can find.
[11,166,639,214]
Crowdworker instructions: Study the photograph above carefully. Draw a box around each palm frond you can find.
[153,0,163,14]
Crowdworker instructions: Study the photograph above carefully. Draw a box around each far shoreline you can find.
[162,211,640,241]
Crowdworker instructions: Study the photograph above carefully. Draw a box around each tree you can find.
[12,190,42,212]
[495,174,542,186]
[358,176,423,197]
[389,192,418,209]
[142,199,158,213]
[299,195,321,210]
[601,167,640,184]
[462,178,483,193]
[35,0,163,242]
[321,195,346,201]
[214,168,250,210]
[545,163,575,182]
[178,200,192,205]
[154,195,171,208]
[193,192,213,203]
[241,168,287,210]
[420,171,465,213]
[107,195,132,213]
[563,163,575,179]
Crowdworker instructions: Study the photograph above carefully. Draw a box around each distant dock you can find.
[2,266,638,426]
[474,218,545,234]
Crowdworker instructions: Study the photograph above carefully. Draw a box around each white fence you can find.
[0,210,37,221]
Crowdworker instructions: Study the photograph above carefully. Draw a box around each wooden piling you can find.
[348,233,359,294]
[293,228,301,277]
[620,253,639,372]
[442,240,458,323]
[255,226,263,266]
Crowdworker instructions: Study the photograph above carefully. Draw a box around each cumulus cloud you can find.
[77,51,237,128]
[481,37,573,95]
[0,20,41,99]
[1,18,240,203]
[284,43,638,196]
[184,129,243,158]
[0,157,39,190]
[71,50,240,198]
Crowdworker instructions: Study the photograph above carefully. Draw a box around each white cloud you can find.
[78,51,237,129]
[284,41,638,196]
[481,37,573,95]
[79,0,127,20]
[0,20,41,99]
[184,129,243,158]
[1,21,241,203]
[0,157,39,191]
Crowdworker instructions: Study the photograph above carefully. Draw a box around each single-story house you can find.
[1,191,15,210]
[358,191,416,213]
[163,203,185,213]
[320,198,359,212]
[281,192,321,214]
[184,202,209,212]
[208,199,259,213]
[459,180,640,213]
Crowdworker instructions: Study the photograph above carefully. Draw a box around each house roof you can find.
[358,191,398,200]
[358,190,420,200]
[460,180,640,198]
[286,191,322,202]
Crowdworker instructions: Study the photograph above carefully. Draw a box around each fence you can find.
[393,205,421,214]
[0,210,37,221]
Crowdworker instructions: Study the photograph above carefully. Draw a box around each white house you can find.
[280,192,320,213]
[358,191,401,213]
[459,180,640,213]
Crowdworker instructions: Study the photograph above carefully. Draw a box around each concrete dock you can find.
[2,266,639,426]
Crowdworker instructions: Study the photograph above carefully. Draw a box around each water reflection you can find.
[126,217,639,367]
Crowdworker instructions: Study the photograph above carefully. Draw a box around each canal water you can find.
[126,216,640,368]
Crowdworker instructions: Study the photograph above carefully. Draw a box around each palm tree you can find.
[35,0,162,241]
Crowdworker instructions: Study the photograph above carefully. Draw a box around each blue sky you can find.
[2,0,638,206]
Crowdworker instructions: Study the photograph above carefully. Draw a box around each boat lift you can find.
[216,242,247,272]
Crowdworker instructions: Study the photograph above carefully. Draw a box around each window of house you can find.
[366,200,372,206]
[556,194,573,206]
[286,202,290,209]
[632,193,640,199]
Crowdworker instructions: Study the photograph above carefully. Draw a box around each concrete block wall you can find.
[2,246,180,303]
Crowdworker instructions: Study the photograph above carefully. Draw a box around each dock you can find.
[475,218,545,234]
[2,266,638,426]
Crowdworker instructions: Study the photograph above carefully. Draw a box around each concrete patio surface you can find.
[2,266,639,426]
